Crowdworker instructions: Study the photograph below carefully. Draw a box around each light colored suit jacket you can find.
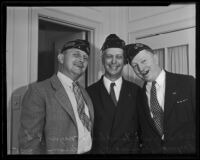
[18,74,94,154]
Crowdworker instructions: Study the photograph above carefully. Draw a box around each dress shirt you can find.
[57,72,92,154]
[103,76,122,102]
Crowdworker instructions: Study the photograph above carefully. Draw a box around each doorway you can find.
[38,18,89,87]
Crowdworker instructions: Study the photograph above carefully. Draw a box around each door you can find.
[38,18,89,87]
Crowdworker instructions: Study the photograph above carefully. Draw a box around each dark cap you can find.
[101,34,125,51]
[125,43,153,64]
[61,39,90,55]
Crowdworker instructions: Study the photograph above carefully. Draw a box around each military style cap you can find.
[101,34,125,51]
[61,39,90,55]
[125,43,153,64]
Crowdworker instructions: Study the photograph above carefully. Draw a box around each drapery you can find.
[168,45,189,75]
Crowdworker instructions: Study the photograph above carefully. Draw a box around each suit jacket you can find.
[18,74,94,154]
[86,76,141,154]
[138,71,196,154]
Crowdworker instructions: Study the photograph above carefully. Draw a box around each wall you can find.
[7,7,30,154]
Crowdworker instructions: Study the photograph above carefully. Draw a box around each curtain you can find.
[168,45,189,75]
[153,48,165,68]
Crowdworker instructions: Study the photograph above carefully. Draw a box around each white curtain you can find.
[153,48,165,68]
[168,45,189,75]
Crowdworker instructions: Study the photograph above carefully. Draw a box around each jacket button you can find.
[162,146,167,151]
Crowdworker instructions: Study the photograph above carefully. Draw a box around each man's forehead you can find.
[104,48,124,54]
[132,50,150,62]
[67,48,87,55]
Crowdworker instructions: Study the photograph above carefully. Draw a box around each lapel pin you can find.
[172,92,176,95]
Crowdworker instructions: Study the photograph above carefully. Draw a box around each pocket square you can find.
[177,98,188,103]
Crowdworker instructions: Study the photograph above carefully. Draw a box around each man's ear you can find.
[101,51,105,65]
[57,53,64,64]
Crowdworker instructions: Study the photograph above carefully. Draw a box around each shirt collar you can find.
[155,69,165,87]
[146,69,165,88]
[103,76,122,91]
[57,71,74,88]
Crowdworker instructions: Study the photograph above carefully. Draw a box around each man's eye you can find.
[116,55,123,59]
[132,64,138,68]
[73,53,80,57]
[141,60,146,63]
[83,56,88,61]
[106,55,112,58]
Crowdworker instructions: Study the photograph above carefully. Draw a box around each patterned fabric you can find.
[73,82,92,132]
[110,83,117,106]
[61,39,90,55]
[124,43,153,64]
[150,81,164,136]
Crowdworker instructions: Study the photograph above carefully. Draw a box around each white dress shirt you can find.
[146,69,166,139]
[103,76,122,102]
[146,69,166,115]
[57,72,92,154]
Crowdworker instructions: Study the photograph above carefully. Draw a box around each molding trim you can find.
[30,7,102,84]
[128,17,195,43]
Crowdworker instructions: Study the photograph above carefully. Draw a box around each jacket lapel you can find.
[50,75,77,127]
[99,77,116,112]
[163,71,177,125]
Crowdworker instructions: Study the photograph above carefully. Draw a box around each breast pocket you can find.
[175,97,191,123]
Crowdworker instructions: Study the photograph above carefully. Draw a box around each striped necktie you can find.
[73,82,92,132]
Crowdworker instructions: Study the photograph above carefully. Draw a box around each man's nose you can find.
[78,56,84,62]
[138,63,145,72]
[111,56,117,63]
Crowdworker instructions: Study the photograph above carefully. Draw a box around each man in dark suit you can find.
[125,43,196,154]
[86,34,141,154]
[18,39,94,154]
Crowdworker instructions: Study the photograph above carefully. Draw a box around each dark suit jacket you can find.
[86,76,141,154]
[138,71,196,154]
[18,74,94,154]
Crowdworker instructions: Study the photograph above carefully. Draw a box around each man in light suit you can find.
[86,34,141,154]
[18,39,94,154]
[125,43,196,154]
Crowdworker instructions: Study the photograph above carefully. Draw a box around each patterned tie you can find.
[110,83,117,106]
[72,82,92,132]
[150,81,164,136]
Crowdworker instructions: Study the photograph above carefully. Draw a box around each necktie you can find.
[150,81,164,136]
[72,82,92,132]
[110,83,117,106]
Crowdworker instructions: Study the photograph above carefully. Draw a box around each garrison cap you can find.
[125,43,153,64]
[101,34,125,51]
[61,39,90,55]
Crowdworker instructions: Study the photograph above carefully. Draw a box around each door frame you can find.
[29,7,101,86]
